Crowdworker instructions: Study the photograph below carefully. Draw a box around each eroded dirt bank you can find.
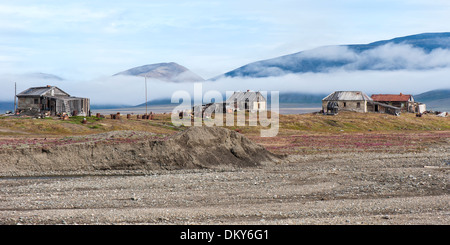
[0,127,282,176]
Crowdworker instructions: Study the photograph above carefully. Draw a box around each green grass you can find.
[278,111,450,134]
[0,111,448,137]
[67,116,103,124]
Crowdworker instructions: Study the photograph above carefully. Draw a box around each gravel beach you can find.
[1,141,448,225]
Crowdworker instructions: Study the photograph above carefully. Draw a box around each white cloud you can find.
[1,0,450,100]
[2,66,449,106]
[299,46,358,61]
[346,44,450,70]
[253,43,450,75]
[209,68,450,96]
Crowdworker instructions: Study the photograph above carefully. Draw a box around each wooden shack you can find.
[17,85,90,116]
[322,91,373,113]
[226,90,267,112]
[370,93,415,112]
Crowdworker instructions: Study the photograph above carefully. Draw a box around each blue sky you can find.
[1,0,450,104]
[2,0,450,79]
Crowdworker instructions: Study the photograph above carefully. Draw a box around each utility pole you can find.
[14,82,17,113]
[145,75,148,115]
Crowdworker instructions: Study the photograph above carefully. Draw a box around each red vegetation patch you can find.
[249,131,450,154]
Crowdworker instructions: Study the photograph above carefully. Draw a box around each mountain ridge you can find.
[216,32,450,79]
[113,62,205,83]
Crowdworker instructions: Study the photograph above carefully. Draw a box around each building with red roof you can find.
[371,93,415,112]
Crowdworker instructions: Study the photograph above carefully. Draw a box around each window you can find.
[343,102,346,107]
[34,98,39,104]
[357,102,361,108]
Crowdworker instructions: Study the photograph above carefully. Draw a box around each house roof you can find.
[18,86,53,96]
[17,86,70,97]
[226,91,267,102]
[322,91,373,101]
[371,94,412,102]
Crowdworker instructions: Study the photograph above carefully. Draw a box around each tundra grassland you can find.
[0,111,449,152]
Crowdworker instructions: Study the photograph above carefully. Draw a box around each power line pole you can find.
[145,75,148,115]
[14,82,17,113]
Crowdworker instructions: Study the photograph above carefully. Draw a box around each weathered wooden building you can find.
[322,91,373,113]
[191,90,267,118]
[192,103,226,118]
[17,85,90,116]
[371,93,414,112]
[322,90,407,116]
[371,93,426,113]
[226,90,267,112]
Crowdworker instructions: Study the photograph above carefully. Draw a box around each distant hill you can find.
[25,72,64,81]
[114,62,205,83]
[415,89,450,102]
[135,92,327,107]
[415,89,450,111]
[90,104,132,110]
[0,72,64,83]
[132,90,448,112]
[276,92,326,104]
[135,98,173,107]
[216,32,450,79]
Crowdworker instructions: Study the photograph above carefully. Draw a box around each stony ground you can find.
[0,112,449,226]
[0,141,448,225]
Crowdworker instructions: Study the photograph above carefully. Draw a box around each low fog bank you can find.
[1,68,449,107]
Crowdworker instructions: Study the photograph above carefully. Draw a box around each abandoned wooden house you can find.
[226,90,267,112]
[322,91,373,113]
[322,91,409,116]
[17,85,90,116]
[371,93,426,113]
[192,103,225,118]
[191,90,267,118]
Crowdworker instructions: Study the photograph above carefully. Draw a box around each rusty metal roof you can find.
[322,91,373,101]
[226,91,267,103]
[18,87,52,96]
[371,94,412,102]
[17,86,70,97]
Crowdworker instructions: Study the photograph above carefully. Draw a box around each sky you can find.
[1,0,450,105]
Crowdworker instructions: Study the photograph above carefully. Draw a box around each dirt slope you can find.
[0,126,283,176]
